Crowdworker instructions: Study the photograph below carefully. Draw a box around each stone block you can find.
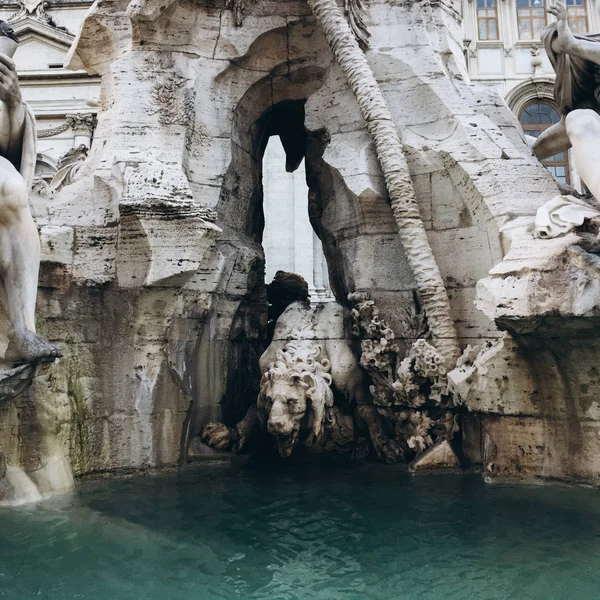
[429,226,496,289]
[448,286,500,340]
[410,439,460,471]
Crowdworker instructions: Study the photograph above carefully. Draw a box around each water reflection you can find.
[1,460,600,599]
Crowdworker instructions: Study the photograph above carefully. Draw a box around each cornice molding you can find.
[11,17,74,46]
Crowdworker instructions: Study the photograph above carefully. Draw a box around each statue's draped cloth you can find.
[3,103,37,189]
[543,25,600,114]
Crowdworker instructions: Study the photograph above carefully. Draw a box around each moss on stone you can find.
[67,358,90,475]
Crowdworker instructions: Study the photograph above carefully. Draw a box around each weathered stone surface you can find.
[4,0,600,493]
[409,439,460,472]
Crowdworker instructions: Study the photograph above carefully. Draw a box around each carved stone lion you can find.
[257,338,334,457]
[200,296,462,464]
[201,301,363,457]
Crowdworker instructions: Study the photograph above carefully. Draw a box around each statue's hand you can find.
[548,2,575,54]
[0,54,21,107]
[547,1,567,21]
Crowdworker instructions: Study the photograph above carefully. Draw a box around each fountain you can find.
[0,0,599,507]
[1,0,600,595]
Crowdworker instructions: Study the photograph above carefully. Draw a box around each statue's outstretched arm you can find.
[548,2,600,65]
[532,118,572,161]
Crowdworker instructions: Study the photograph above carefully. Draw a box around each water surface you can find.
[1,459,599,599]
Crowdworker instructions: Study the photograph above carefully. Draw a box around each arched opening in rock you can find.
[250,98,357,309]
[262,136,331,302]
[185,64,417,462]
[185,94,350,458]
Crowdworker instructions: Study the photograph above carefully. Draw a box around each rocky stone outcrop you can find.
[4,0,600,490]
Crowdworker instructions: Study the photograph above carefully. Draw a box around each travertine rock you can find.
[6,0,600,492]
[409,439,460,471]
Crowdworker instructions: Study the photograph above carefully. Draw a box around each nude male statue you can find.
[533,2,600,202]
[0,23,60,363]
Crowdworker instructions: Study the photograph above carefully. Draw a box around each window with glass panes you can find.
[520,102,570,184]
[477,0,499,40]
[566,0,588,33]
[517,0,547,40]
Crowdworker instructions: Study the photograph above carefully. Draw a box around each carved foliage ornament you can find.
[348,292,460,459]
[37,113,96,139]
[9,0,71,34]
[37,122,69,139]
[65,113,96,134]
[344,0,371,51]
[148,74,208,159]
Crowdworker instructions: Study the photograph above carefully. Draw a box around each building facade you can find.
[262,137,331,300]
[0,0,99,215]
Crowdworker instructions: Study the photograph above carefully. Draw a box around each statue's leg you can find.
[0,158,60,363]
[565,109,600,200]
[531,119,571,161]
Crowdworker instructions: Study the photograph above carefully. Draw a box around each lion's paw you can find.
[201,422,234,450]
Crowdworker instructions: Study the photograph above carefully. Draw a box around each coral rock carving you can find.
[349,292,460,461]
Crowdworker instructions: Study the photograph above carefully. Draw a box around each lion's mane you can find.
[258,339,334,442]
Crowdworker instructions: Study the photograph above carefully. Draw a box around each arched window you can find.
[520,101,570,184]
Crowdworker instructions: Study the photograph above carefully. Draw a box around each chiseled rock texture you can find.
[1,0,597,487]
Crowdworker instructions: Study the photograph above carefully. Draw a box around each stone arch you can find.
[183,63,334,458]
[182,22,417,461]
[505,78,556,117]
[35,153,58,178]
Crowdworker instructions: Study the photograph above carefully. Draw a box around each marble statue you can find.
[50,144,88,193]
[201,290,461,465]
[535,194,600,237]
[257,337,338,457]
[0,23,59,363]
[201,300,364,458]
[534,2,600,236]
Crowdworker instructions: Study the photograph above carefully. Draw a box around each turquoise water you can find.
[1,460,600,600]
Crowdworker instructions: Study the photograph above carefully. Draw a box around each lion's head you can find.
[257,339,334,457]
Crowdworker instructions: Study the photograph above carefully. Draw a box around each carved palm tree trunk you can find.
[306,0,460,364]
